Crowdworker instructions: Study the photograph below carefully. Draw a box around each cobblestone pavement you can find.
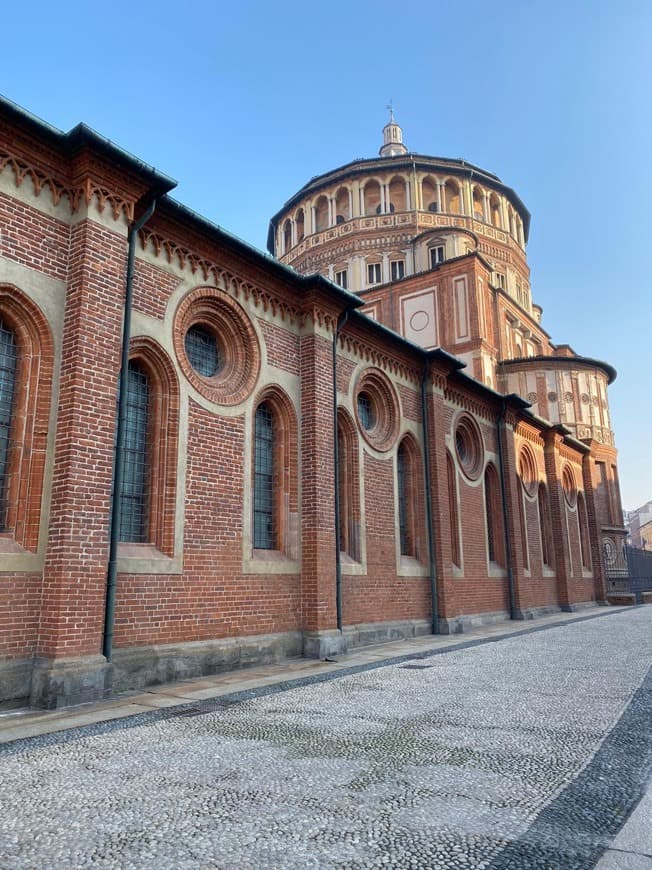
[1,609,651,869]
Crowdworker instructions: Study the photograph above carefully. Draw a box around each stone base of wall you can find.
[0,657,34,708]
[304,619,433,659]
[515,604,563,621]
[30,655,111,710]
[607,594,637,606]
[110,631,304,695]
[438,609,510,635]
[344,619,432,649]
[642,592,652,604]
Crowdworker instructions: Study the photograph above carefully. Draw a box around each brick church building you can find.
[0,99,626,708]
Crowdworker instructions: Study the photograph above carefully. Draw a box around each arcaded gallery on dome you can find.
[0,98,626,708]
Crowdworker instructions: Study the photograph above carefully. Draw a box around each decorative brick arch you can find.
[174,286,260,407]
[354,367,400,453]
[128,335,180,557]
[396,433,425,561]
[0,284,54,552]
[446,450,461,568]
[251,384,298,556]
[337,407,361,561]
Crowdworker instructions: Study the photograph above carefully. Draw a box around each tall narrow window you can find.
[577,492,592,570]
[0,319,17,527]
[390,260,405,281]
[367,263,382,285]
[484,464,505,566]
[337,411,360,561]
[447,452,461,567]
[430,246,445,268]
[119,361,150,542]
[538,484,553,567]
[397,441,413,556]
[254,402,275,549]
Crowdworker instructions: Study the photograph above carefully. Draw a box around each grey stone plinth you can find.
[110,631,303,693]
[344,618,431,648]
[0,657,33,707]
[438,609,510,635]
[30,655,111,709]
[607,593,637,606]
[302,629,347,659]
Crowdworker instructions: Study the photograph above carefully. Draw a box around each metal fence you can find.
[606,545,652,603]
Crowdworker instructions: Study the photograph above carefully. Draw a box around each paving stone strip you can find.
[1,608,650,869]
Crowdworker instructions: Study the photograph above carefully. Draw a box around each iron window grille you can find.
[397,444,412,556]
[0,319,17,529]
[254,402,275,549]
[118,361,150,543]
[185,325,220,377]
[357,392,375,431]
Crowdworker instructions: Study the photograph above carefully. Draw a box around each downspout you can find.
[332,308,351,631]
[420,360,439,634]
[497,398,518,620]
[103,197,159,662]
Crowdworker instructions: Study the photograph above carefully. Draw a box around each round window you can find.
[184,325,220,377]
[174,287,261,406]
[353,369,400,452]
[454,414,483,480]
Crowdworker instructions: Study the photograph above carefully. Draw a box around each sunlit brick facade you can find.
[0,100,626,708]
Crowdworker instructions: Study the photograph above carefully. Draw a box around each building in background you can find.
[626,502,652,549]
[0,100,626,709]
[269,112,626,576]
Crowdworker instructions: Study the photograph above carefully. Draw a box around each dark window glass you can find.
[485,468,496,562]
[254,402,275,549]
[397,444,411,556]
[538,484,552,566]
[357,392,375,431]
[185,325,219,377]
[0,319,17,527]
[391,260,405,281]
[119,361,150,542]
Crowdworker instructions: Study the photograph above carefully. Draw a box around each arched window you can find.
[472,186,484,221]
[251,388,298,557]
[363,180,381,216]
[490,193,502,228]
[538,483,553,567]
[337,410,361,561]
[397,438,422,558]
[295,209,305,242]
[315,196,329,232]
[447,451,461,567]
[0,319,17,527]
[119,361,150,542]
[118,337,180,556]
[444,180,461,214]
[254,401,275,549]
[283,219,292,253]
[484,464,505,566]
[577,491,592,570]
[0,287,53,552]
[335,187,350,222]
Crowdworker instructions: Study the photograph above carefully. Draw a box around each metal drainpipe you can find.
[332,309,351,632]
[103,198,159,662]
[497,398,518,620]
[420,362,438,634]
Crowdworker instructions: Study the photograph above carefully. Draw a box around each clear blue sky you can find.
[2,0,649,509]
